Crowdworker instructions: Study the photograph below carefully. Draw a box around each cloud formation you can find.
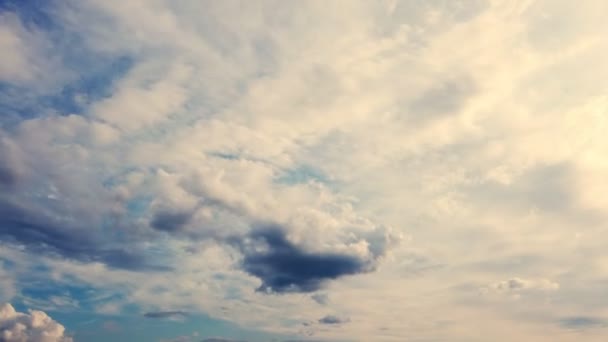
[484,277,560,294]
[0,303,72,342]
[1,0,608,341]
[143,311,189,319]
[233,226,378,293]
[318,315,349,325]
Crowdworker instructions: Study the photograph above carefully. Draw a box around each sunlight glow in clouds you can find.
[0,303,72,342]
[1,0,608,341]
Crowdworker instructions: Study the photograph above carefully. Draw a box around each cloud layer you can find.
[0,303,72,342]
[1,0,608,341]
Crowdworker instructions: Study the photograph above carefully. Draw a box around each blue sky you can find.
[1,0,608,341]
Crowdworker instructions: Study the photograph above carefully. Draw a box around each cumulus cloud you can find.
[0,303,72,342]
[232,225,380,293]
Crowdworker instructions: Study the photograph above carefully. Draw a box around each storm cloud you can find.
[233,226,375,293]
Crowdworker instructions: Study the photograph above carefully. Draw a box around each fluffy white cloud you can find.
[0,303,72,342]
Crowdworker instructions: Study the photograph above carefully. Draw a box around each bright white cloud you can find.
[0,303,72,342]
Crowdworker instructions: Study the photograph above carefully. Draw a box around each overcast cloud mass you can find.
[1,0,608,341]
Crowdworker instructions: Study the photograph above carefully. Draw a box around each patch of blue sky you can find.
[14,275,131,318]
[67,311,292,342]
[11,278,297,342]
[0,0,59,32]
[10,281,100,323]
[0,1,134,127]
[98,216,128,243]
[27,262,53,275]
[48,56,133,113]
[0,56,133,126]
[19,283,89,308]
[126,196,153,219]
[275,164,330,186]
[100,167,145,189]
[0,255,17,269]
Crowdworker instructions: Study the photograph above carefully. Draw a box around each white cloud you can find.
[0,303,72,342]
[0,13,43,83]
[0,263,16,302]
[0,12,67,90]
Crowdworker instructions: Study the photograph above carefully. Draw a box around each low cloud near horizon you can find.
[0,303,72,342]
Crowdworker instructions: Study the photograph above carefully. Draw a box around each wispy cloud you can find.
[143,311,189,320]
[559,316,607,330]
[318,315,350,325]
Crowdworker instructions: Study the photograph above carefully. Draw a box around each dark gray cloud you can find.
[233,225,375,293]
[151,210,193,232]
[0,198,165,271]
[559,316,606,330]
[143,311,188,319]
[200,339,246,342]
[318,315,349,325]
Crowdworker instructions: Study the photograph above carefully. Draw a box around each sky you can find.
[0,0,608,341]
